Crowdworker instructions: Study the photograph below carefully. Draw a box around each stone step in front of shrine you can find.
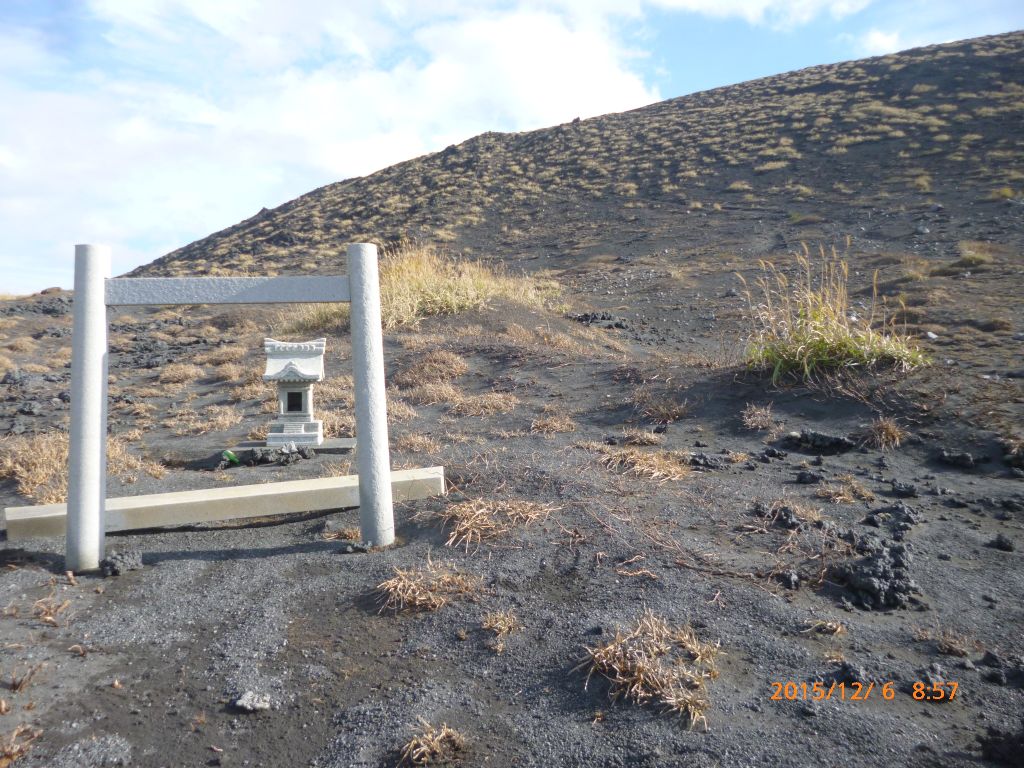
[3,466,444,540]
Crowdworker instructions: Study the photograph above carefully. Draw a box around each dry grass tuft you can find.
[864,417,907,450]
[392,350,469,388]
[229,378,274,403]
[398,719,467,766]
[530,412,576,434]
[394,433,442,454]
[621,429,663,446]
[158,363,205,385]
[579,609,719,729]
[0,432,162,503]
[6,663,45,696]
[582,442,691,481]
[320,409,355,438]
[283,243,558,334]
[816,474,875,503]
[449,392,518,417]
[194,346,246,366]
[435,499,554,551]
[401,380,462,406]
[210,362,245,383]
[377,556,481,612]
[321,524,361,541]
[738,243,928,383]
[165,404,242,436]
[482,610,521,638]
[631,385,689,424]
[914,626,980,657]
[379,243,557,331]
[741,402,775,431]
[0,431,70,503]
[387,396,419,424]
[1,724,43,765]
[800,619,846,636]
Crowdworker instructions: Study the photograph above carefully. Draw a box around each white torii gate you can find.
[66,242,395,571]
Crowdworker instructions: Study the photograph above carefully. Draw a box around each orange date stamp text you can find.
[769,680,958,702]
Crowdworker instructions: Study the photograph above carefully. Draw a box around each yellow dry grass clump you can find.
[391,350,469,388]
[581,442,691,481]
[530,412,576,434]
[434,499,554,551]
[394,433,442,454]
[449,392,518,417]
[284,242,558,334]
[738,243,928,383]
[0,432,164,503]
[579,609,720,729]
[864,417,907,450]
[377,556,481,612]
[158,363,205,385]
[398,719,466,766]
[164,404,242,436]
[1,724,43,766]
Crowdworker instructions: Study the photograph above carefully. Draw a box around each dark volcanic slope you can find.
[133,31,1024,279]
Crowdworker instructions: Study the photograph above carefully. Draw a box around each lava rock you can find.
[978,722,1024,765]
[786,429,856,455]
[795,470,823,484]
[890,480,918,498]
[688,452,725,471]
[939,449,976,469]
[100,549,144,576]
[988,534,1015,552]
[568,312,628,330]
[758,447,788,463]
[833,542,919,610]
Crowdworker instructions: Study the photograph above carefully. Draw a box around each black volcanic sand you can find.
[2,32,1024,768]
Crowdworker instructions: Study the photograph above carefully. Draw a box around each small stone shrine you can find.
[262,337,326,446]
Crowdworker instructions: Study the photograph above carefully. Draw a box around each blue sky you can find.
[1,0,1022,295]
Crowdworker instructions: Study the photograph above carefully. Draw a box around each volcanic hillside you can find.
[2,30,1024,768]
[135,31,1024,280]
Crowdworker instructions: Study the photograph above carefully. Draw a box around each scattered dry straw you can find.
[434,499,554,551]
[816,474,874,503]
[581,442,691,481]
[377,556,481,613]
[578,609,719,729]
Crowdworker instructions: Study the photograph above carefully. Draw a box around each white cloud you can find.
[856,27,904,54]
[0,1,662,293]
[647,0,872,28]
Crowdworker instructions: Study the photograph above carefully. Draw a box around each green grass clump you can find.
[738,243,928,383]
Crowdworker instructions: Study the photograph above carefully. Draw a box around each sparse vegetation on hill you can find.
[129,32,1024,279]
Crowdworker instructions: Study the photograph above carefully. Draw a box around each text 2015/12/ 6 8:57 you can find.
[769,681,959,702]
